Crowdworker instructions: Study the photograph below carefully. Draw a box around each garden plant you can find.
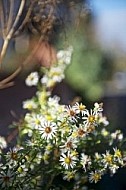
[0,0,126,189]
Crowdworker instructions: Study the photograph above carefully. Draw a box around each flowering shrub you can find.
[0,46,125,189]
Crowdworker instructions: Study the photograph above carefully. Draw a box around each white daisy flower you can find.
[30,114,44,129]
[0,168,15,188]
[17,164,28,177]
[102,151,113,167]
[94,152,102,162]
[73,102,87,116]
[60,137,78,153]
[23,99,38,110]
[25,71,39,86]
[65,105,77,122]
[89,171,101,183]
[48,96,60,108]
[109,164,119,175]
[113,148,122,160]
[83,109,98,127]
[59,151,78,170]
[94,102,103,113]
[117,133,123,141]
[49,66,65,82]
[41,75,48,85]
[57,50,65,59]
[39,121,58,140]
[80,153,91,171]
[101,128,109,137]
[74,124,87,138]
[63,170,76,181]
[98,113,109,126]
[57,46,73,65]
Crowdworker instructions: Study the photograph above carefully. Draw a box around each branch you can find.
[14,1,34,37]
[0,35,44,89]
[6,0,14,34]
[0,1,6,38]
[0,0,26,68]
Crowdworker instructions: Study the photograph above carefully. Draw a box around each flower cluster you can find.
[0,46,125,190]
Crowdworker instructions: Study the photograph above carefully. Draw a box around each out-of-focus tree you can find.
[64,3,114,102]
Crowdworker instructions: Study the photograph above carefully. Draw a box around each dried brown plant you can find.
[0,0,62,89]
[0,0,86,89]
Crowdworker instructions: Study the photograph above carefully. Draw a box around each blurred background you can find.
[0,0,126,189]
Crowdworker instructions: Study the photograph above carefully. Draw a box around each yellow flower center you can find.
[115,150,122,158]
[88,125,95,132]
[79,104,86,111]
[43,154,49,161]
[11,152,17,160]
[66,142,72,148]
[18,167,23,173]
[28,76,34,81]
[27,104,32,109]
[46,115,53,121]
[3,176,10,183]
[70,110,76,117]
[68,173,74,179]
[51,71,60,76]
[88,115,95,123]
[46,145,52,151]
[65,157,71,164]
[78,129,85,136]
[93,173,100,181]
[25,155,30,161]
[45,126,51,134]
[71,150,78,156]
[35,119,41,125]
[106,155,112,163]
[102,130,109,136]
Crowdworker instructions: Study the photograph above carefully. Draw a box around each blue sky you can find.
[89,0,126,13]
[87,0,126,54]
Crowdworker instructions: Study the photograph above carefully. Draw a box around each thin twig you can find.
[0,0,26,68]
[0,1,6,38]
[6,0,14,34]
[0,81,14,89]
[14,1,34,37]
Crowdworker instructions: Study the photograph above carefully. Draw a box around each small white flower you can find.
[117,133,123,141]
[94,152,102,161]
[73,102,87,116]
[0,136,7,149]
[23,99,38,110]
[94,102,103,113]
[25,72,39,86]
[60,151,78,169]
[57,50,65,59]
[109,164,119,175]
[113,148,122,160]
[101,128,109,137]
[39,121,58,140]
[102,151,113,167]
[81,153,91,171]
[60,137,78,153]
[17,164,28,177]
[83,109,98,127]
[65,105,77,122]
[63,170,76,181]
[0,168,14,188]
[89,171,101,183]
[30,114,44,129]
[6,147,21,167]
[98,113,109,126]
